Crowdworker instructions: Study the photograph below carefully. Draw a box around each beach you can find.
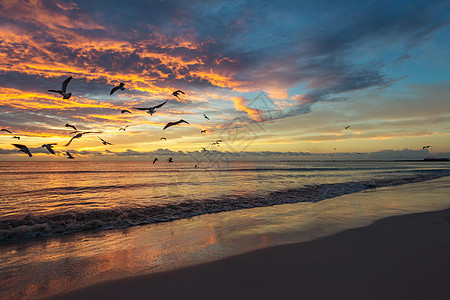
[47,207,450,300]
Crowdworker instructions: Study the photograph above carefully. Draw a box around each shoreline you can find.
[47,208,450,300]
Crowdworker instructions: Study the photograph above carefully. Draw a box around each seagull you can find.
[48,76,72,99]
[65,124,77,131]
[201,130,207,133]
[172,90,185,99]
[132,100,168,115]
[344,126,350,129]
[1,129,12,134]
[167,157,173,163]
[110,83,125,95]
[422,145,432,149]
[65,131,101,146]
[66,152,75,159]
[163,119,189,130]
[160,137,166,140]
[98,136,113,145]
[201,147,206,151]
[119,125,129,131]
[13,136,20,140]
[42,143,57,154]
[153,157,158,164]
[203,114,210,120]
[121,109,132,114]
[12,144,32,157]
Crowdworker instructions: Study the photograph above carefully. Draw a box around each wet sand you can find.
[48,207,450,300]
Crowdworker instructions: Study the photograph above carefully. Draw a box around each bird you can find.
[121,109,132,114]
[201,130,207,133]
[132,100,168,115]
[65,131,101,146]
[110,83,125,95]
[203,114,210,120]
[1,128,12,134]
[66,152,75,159]
[172,90,185,99]
[98,136,113,145]
[201,147,206,151]
[119,125,129,131]
[42,143,57,154]
[153,157,158,164]
[65,124,77,131]
[167,157,173,163]
[48,76,72,99]
[163,119,189,130]
[344,126,350,129]
[160,137,166,140]
[12,144,32,157]
[12,136,20,140]
[422,145,432,149]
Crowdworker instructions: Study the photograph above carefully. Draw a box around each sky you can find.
[0,0,449,161]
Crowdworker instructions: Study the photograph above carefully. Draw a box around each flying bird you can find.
[65,124,77,131]
[66,152,75,159]
[201,130,207,133]
[121,109,132,114]
[422,145,432,149]
[344,126,351,129]
[119,125,129,131]
[13,136,20,140]
[65,131,101,146]
[201,147,206,151]
[153,157,158,164]
[98,136,113,145]
[163,119,189,130]
[172,90,185,99]
[203,114,210,120]
[167,157,173,163]
[42,143,57,154]
[12,144,32,157]
[132,100,168,115]
[1,129,12,134]
[110,83,125,95]
[48,76,72,99]
[160,137,166,140]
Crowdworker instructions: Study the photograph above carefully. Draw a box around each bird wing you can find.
[163,122,175,130]
[46,147,56,154]
[12,144,32,156]
[61,76,72,93]
[1,129,12,134]
[110,86,119,95]
[179,119,189,124]
[65,137,75,147]
[48,89,60,93]
[121,110,131,114]
[176,90,185,94]
[152,100,168,109]
[203,114,209,119]
[132,107,150,111]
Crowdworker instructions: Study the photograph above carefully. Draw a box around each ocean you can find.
[1,160,449,241]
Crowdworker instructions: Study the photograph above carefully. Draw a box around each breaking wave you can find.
[1,173,448,242]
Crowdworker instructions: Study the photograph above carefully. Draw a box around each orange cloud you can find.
[231,97,262,121]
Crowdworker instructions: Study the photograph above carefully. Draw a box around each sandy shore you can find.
[47,208,450,300]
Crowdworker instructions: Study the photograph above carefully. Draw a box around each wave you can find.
[1,173,448,242]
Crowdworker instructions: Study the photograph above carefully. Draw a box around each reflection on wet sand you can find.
[1,177,450,299]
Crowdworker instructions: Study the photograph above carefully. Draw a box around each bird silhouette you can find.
[12,136,20,140]
[119,125,129,131]
[203,114,210,120]
[172,90,185,99]
[344,126,350,129]
[48,76,72,99]
[153,157,158,164]
[98,136,113,145]
[202,147,206,151]
[12,144,32,157]
[201,130,207,133]
[66,152,75,159]
[65,124,77,131]
[121,109,132,114]
[163,119,189,130]
[132,100,167,115]
[65,131,101,146]
[422,145,432,149]
[110,83,125,95]
[167,157,173,163]
[1,129,12,134]
[42,143,57,154]
[160,137,166,140]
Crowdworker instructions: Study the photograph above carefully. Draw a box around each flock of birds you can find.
[1,76,216,162]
